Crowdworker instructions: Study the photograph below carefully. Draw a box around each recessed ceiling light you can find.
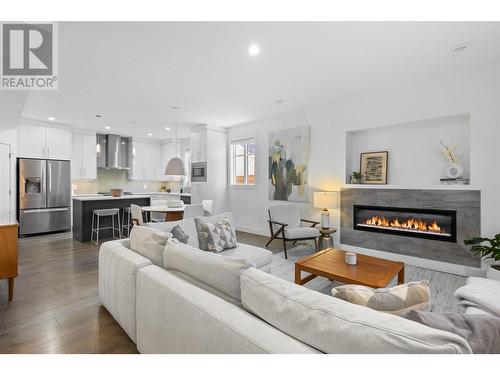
[452,43,470,53]
[148,133,153,136]
[275,99,284,104]
[165,127,171,131]
[248,44,260,56]
[105,126,111,130]
[47,116,55,121]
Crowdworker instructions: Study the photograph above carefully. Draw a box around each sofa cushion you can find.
[220,243,273,270]
[171,224,189,244]
[163,239,255,302]
[284,226,320,240]
[129,225,172,266]
[194,217,237,253]
[331,280,430,315]
[147,218,199,248]
[240,268,472,354]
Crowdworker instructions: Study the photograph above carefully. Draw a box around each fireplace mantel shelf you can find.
[342,184,479,191]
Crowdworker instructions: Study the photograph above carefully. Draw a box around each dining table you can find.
[140,204,189,222]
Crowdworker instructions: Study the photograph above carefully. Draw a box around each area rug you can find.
[270,243,467,312]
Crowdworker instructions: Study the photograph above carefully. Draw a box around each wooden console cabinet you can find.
[0,218,19,301]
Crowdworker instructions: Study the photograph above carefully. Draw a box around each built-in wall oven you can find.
[191,161,207,182]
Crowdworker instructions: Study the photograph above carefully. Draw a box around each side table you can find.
[318,227,336,250]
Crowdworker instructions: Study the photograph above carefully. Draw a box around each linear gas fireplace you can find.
[353,205,457,243]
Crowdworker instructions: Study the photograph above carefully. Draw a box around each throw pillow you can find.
[331,280,430,315]
[170,224,189,244]
[194,217,237,253]
[401,310,500,354]
[129,225,172,266]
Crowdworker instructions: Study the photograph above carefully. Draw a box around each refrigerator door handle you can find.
[23,207,69,213]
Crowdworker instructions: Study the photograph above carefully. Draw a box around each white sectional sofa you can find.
[99,213,473,354]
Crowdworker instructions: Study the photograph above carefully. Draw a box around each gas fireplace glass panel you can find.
[353,205,457,242]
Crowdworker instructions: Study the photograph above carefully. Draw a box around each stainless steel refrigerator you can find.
[18,158,71,236]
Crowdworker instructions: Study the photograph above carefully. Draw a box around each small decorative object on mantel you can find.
[440,140,464,179]
[360,151,388,184]
[464,234,500,281]
[345,252,357,265]
[350,171,362,184]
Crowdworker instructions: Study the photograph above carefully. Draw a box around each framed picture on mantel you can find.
[360,151,388,184]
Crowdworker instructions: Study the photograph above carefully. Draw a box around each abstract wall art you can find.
[268,126,310,202]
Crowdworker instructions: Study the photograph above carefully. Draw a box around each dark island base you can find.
[73,197,151,242]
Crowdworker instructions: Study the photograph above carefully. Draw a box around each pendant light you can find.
[131,120,136,158]
[96,115,102,156]
[165,106,186,176]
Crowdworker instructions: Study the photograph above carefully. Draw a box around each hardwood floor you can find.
[0,230,276,354]
[0,232,137,354]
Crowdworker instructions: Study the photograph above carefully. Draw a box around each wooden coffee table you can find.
[295,248,404,288]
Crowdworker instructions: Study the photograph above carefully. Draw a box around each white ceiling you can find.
[2,22,500,138]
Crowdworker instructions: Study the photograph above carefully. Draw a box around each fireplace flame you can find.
[364,216,444,234]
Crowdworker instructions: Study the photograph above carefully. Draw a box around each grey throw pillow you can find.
[194,217,237,253]
[170,224,189,244]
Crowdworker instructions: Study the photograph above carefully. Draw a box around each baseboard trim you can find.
[337,242,486,278]
[236,225,269,237]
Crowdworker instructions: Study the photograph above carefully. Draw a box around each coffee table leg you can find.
[398,266,405,285]
[295,264,301,284]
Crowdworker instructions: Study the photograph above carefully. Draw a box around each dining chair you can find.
[266,205,320,259]
[202,200,213,216]
[130,204,145,226]
[183,203,204,218]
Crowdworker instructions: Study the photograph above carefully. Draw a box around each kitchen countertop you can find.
[131,192,191,197]
[72,195,151,201]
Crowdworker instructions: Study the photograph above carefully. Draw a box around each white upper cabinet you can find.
[18,125,45,158]
[190,129,207,162]
[71,132,97,180]
[129,140,163,181]
[18,124,72,160]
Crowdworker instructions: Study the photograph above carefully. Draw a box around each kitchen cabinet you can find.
[129,140,163,180]
[71,132,97,180]
[0,218,18,301]
[190,129,207,162]
[18,125,72,160]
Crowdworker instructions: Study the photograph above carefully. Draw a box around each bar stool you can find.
[121,206,132,237]
[91,208,121,245]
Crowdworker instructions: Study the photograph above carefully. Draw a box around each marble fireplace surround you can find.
[340,188,481,268]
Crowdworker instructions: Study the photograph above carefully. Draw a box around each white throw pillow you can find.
[129,225,172,266]
[163,238,254,302]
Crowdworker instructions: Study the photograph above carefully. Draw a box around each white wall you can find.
[346,114,471,185]
[0,129,18,216]
[227,64,500,240]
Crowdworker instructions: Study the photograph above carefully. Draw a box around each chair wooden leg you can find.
[283,238,288,259]
[265,237,273,247]
[293,240,297,245]
[314,238,318,252]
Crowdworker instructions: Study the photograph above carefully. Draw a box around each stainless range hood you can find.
[97,134,132,169]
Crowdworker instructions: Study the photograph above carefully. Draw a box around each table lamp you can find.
[313,191,339,229]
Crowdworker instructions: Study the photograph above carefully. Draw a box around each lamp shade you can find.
[165,157,186,176]
[313,191,339,209]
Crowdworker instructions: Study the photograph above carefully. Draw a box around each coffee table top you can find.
[295,248,404,288]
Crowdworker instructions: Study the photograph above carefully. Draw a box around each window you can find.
[230,138,256,186]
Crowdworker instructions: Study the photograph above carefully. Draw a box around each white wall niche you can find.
[345,114,471,186]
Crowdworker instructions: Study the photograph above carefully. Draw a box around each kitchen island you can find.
[72,195,151,242]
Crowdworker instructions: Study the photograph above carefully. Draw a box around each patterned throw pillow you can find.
[331,280,430,316]
[170,224,189,244]
[194,217,237,253]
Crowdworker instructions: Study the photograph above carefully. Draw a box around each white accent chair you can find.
[202,200,213,216]
[183,203,204,218]
[266,205,320,259]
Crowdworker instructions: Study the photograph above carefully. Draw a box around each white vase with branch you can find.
[440,140,463,179]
